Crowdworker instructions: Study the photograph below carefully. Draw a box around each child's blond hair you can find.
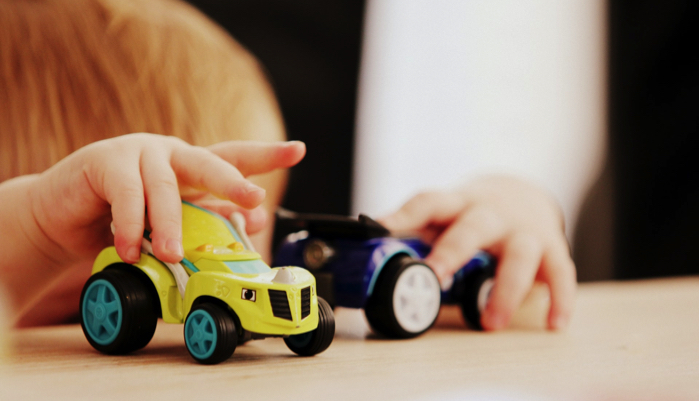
[0,0,285,182]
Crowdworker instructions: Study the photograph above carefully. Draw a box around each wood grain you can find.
[1,278,698,400]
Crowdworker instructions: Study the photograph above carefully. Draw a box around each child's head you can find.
[0,0,284,182]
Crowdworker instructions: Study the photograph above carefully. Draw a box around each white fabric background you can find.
[352,0,607,239]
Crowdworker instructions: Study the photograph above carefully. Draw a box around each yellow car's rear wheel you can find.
[80,267,158,354]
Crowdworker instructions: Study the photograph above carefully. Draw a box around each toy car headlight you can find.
[241,288,256,302]
[303,239,335,270]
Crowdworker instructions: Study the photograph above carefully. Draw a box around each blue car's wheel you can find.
[365,255,441,339]
[80,267,159,354]
[459,265,496,330]
[284,297,335,356]
[184,303,237,364]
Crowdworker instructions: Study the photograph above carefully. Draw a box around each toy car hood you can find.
[212,265,315,286]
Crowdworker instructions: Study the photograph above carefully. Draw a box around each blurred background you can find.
[187,0,699,282]
[352,0,605,234]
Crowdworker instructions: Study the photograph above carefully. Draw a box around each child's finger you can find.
[480,234,542,330]
[207,140,306,177]
[141,151,183,263]
[103,163,146,264]
[541,242,576,330]
[172,147,266,209]
[378,191,468,234]
[424,207,506,283]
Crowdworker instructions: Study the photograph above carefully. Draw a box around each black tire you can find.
[364,255,441,339]
[80,268,159,354]
[184,303,238,364]
[284,297,335,356]
[459,266,496,330]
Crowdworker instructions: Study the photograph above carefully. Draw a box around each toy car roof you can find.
[276,208,390,240]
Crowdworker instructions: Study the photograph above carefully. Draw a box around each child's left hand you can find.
[378,175,576,331]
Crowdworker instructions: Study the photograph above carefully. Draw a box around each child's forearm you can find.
[0,175,66,321]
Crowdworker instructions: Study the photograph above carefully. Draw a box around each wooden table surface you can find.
[1,277,698,400]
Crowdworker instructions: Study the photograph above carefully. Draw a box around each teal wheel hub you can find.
[185,309,218,360]
[82,279,123,345]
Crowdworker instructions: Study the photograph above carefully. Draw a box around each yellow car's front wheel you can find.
[284,297,335,356]
[184,303,238,364]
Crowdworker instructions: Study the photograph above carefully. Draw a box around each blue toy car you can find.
[273,210,496,339]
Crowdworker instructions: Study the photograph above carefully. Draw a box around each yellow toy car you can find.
[79,202,334,364]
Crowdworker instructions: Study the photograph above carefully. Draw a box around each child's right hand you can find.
[1,133,305,316]
[35,133,305,265]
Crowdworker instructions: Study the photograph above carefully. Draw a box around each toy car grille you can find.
[268,289,292,320]
[301,286,311,319]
